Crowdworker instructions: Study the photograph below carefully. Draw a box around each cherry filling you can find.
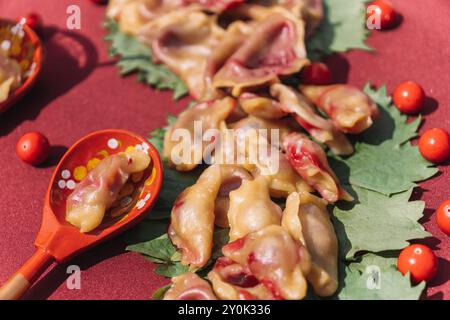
[287,142,324,171]
[223,236,247,252]
[226,272,259,288]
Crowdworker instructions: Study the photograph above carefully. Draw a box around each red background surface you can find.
[0,0,448,300]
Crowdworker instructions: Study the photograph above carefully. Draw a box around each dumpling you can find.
[214,165,253,228]
[222,225,311,300]
[139,10,226,100]
[229,115,294,142]
[227,176,282,240]
[257,152,313,198]
[238,92,287,120]
[226,116,311,197]
[270,83,353,155]
[300,84,379,134]
[205,20,252,85]
[213,10,308,96]
[65,150,151,233]
[248,0,323,36]
[283,132,352,203]
[163,97,235,171]
[282,192,338,296]
[208,257,276,300]
[163,272,217,300]
[0,55,21,104]
[107,0,190,35]
[169,165,222,269]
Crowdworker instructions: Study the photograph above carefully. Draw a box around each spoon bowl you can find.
[0,129,163,299]
[0,18,44,114]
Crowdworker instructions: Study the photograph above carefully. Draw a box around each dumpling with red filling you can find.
[227,176,282,240]
[214,165,253,228]
[213,9,309,96]
[283,132,352,203]
[222,225,311,300]
[282,192,338,296]
[208,257,276,300]
[300,84,379,134]
[0,55,21,104]
[65,149,151,233]
[163,272,217,300]
[139,9,226,101]
[163,97,235,171]
[270,83,353,155]
[169,165,222,268]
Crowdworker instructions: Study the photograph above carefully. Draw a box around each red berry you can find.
[367,0,397,30]
[418,128,450,163]
[300,63,332,85]
[436,200,450,236]
[16,132,50,165]
[393,81,425,114]
[19,13,43,31]
[397,244,437,283]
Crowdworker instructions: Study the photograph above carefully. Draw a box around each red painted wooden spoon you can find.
[0,129,163,299]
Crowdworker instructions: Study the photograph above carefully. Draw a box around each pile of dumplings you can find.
[107,0,380,300]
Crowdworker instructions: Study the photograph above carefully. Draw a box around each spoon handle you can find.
[0,248,54,300]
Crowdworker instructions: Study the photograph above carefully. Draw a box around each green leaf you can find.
[333,84,438,195]
[343,142,436,195]
[307,0,372,60]
[126,234,176,262]
[152,284,171,300]
[148,128,166,155]
[337,253,425,300]
[155,263,189,277]
[333,187,431,260]
[127,234,189,277]
[148,114,178,155]
[104,20,188,99]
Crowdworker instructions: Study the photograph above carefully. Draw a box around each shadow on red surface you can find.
[0,25,99,136]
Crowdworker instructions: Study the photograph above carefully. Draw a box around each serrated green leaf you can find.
[152,284,171,300]
[337,253,425,300]
[307,0,372,60]
[343,141,437,194]
[333,187,431,260]
[104,20,187,99]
